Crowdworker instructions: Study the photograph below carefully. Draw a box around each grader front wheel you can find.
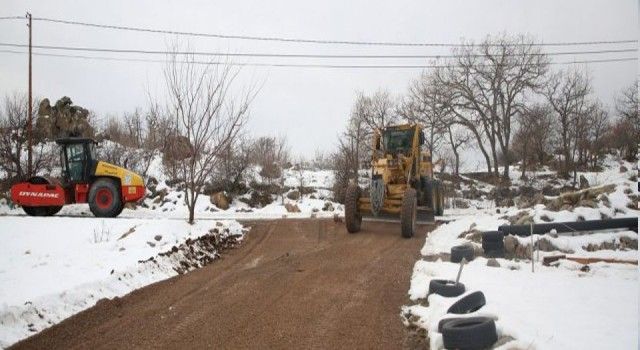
[345,184,362,233]
[401,188,417,238]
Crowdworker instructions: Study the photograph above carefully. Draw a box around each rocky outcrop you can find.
[35,97,94,140]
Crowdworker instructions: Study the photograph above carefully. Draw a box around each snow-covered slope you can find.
[0,217,244,348]
[403,159,639,349]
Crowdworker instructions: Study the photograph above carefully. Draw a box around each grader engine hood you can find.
[94,162,145,202]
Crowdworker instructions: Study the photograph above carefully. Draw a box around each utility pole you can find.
[26,12,33,178]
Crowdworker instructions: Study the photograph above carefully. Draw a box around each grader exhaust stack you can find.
[344,124,444,238]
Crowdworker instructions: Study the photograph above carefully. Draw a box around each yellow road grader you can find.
[344,124,444,238]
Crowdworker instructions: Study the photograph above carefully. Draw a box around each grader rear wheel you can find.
[345,184,362,233]
[401,188,417,238]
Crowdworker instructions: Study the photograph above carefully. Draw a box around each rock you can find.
[35,96,94,140]
[322,201,334,211]
[579,175,590,189]
[458,228,482,242]
[462,186,483,200]
[536,238,556,252]
[542,185,560,196]
[560,204,573,211]
[504,236,518,254]
[154,235,162,241]
[146,241,156,248]
[453,198,470,209]
[580,265,590,272]
[497,198,515,207]
[598,194,611,207]
[312,208,319,212]
[486,258,500,267]
[287,190,300,200]
[210,192,230,210]
[515,244,530,259]
[619,236,638,250]
[539,214,553,222]
[472,244,484,257]
[518,186,536,198]
[517,192,546,209]
[578,199,597,208]
[284,203,301,213]
[509,211,533,225]
[620,165,628,173]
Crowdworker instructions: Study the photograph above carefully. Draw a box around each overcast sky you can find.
[1,0,638,158]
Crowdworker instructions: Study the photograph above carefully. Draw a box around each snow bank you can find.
[405,257,638,350]
[0,216,244,348]
[405,162,639,349]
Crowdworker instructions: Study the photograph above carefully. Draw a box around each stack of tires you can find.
[481,231,505,257]
[427,245,499,349]
[429,286,498,349]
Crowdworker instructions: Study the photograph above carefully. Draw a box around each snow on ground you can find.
[0,158,342,348]
[0,216,244,348]
[403,159,639,350]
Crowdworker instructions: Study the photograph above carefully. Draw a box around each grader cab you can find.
[344,124,444,238]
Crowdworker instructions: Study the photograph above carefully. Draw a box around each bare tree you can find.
[438,34,549,180]
[0,92,53,184]
[164,47,254,224]
[444,122,471,176]
[513,105,551,179]
[294,156,307,202]
[358,89,398,131]
[252,135,290,183]
[332,110,369,203]
[585,102,609,168]
[123,109,145,148]
[398,70,448,156]
[544,68,591,178]
[212,136,254,194]
[614,80,639,160]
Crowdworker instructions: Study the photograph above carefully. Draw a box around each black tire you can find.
[47,206,63,216]
[447,291,487,314]
[438,317,464,333]
[22,206,50,216]
[428,279,465,297]
[441,317,498,350]
[450,244,475,263]
[88,178,122,218]
[345,184,362,233]
[114,202,125,217]
[482,231,504,243]
[401,188,417,238]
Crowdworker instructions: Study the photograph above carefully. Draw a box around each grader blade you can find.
[360,206,433,223]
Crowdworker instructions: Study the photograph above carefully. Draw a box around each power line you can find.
[0,42,636,59]
[0,49,636,69]
[12,16,637,48]
[0,16,23,20]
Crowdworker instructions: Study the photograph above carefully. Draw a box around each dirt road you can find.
[12,218,432,349]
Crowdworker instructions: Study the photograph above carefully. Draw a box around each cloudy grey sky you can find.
[1,0,637,157]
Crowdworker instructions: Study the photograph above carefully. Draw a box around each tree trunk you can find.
[188,207,195,225]
[502,146,510,180]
